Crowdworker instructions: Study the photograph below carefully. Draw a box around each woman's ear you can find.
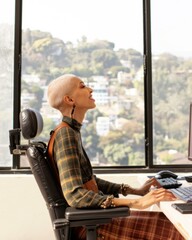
[63,95,74,105]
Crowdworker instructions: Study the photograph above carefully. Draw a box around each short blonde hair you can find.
[47,74,76,111]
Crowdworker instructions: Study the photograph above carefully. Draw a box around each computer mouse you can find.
[185,176,192,182]
[155,170,178,179]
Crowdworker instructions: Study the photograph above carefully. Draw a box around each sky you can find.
[21,0,143,51]
[1,0,192,58]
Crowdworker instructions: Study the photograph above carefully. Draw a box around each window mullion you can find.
[13,0,22,169]
[143,0,153,168]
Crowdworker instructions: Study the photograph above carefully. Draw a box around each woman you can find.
[47,74,184,240]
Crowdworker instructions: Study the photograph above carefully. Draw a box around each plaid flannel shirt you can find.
[54,116,121,208]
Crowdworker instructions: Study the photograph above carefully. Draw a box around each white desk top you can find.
[159,200,192,240]
[138,175,192,240]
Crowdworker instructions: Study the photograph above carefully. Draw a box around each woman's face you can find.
[70,77,96,110]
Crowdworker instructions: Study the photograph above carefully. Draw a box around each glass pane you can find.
[0,0,15,167]
[151,0,192,165]
[22,0,144,167]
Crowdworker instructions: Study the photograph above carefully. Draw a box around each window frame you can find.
[1,0,192,173]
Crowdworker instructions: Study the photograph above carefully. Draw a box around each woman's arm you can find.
[101,188,177,209]
[95,176,121,195]
[121,177,159,196]
[54,127,107,208]
[96,176,158,196]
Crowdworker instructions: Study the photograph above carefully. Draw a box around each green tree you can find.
[117,48,143,70]
[91,49,121,75]
[99,131,132,165]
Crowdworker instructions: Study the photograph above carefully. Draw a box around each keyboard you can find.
[170,186,192,202]
[156,177,182,189]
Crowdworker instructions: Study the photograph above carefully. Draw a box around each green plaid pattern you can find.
[54,116,121,208]
[76,211,184,240]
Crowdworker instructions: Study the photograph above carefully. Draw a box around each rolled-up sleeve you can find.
[95,176,121,196]
[54,127,108,208]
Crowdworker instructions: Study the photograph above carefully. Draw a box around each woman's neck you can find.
[61,109,86,124]
[72,114,84,124]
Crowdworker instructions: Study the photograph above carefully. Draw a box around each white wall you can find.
[0,173,151,240]
[0,175,55,240]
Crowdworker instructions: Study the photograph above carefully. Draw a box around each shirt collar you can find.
[62,116,82,131]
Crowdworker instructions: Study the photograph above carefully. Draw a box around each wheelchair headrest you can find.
[20,109,43,140]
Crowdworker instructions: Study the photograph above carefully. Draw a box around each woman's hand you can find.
[135,177,160,196]
[130,188,177,209]
[113,187,177,210]
[121,177,161,196]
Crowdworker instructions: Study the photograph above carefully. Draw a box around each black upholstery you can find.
[14,108,130,240]
[20,108,43,139]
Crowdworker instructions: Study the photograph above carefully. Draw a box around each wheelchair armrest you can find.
[65,206,129,220]
[53,206,130,229]
[53,218,69,230]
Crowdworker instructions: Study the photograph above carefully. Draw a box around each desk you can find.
[159,200,192,240]
[138,176,192,240]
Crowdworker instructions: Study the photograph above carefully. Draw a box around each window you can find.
[22,0,145,167]
[0,0,15,167]
[151,0,192,166]
[1,0,192,171]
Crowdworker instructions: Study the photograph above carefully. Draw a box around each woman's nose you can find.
[89,87,93,92]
